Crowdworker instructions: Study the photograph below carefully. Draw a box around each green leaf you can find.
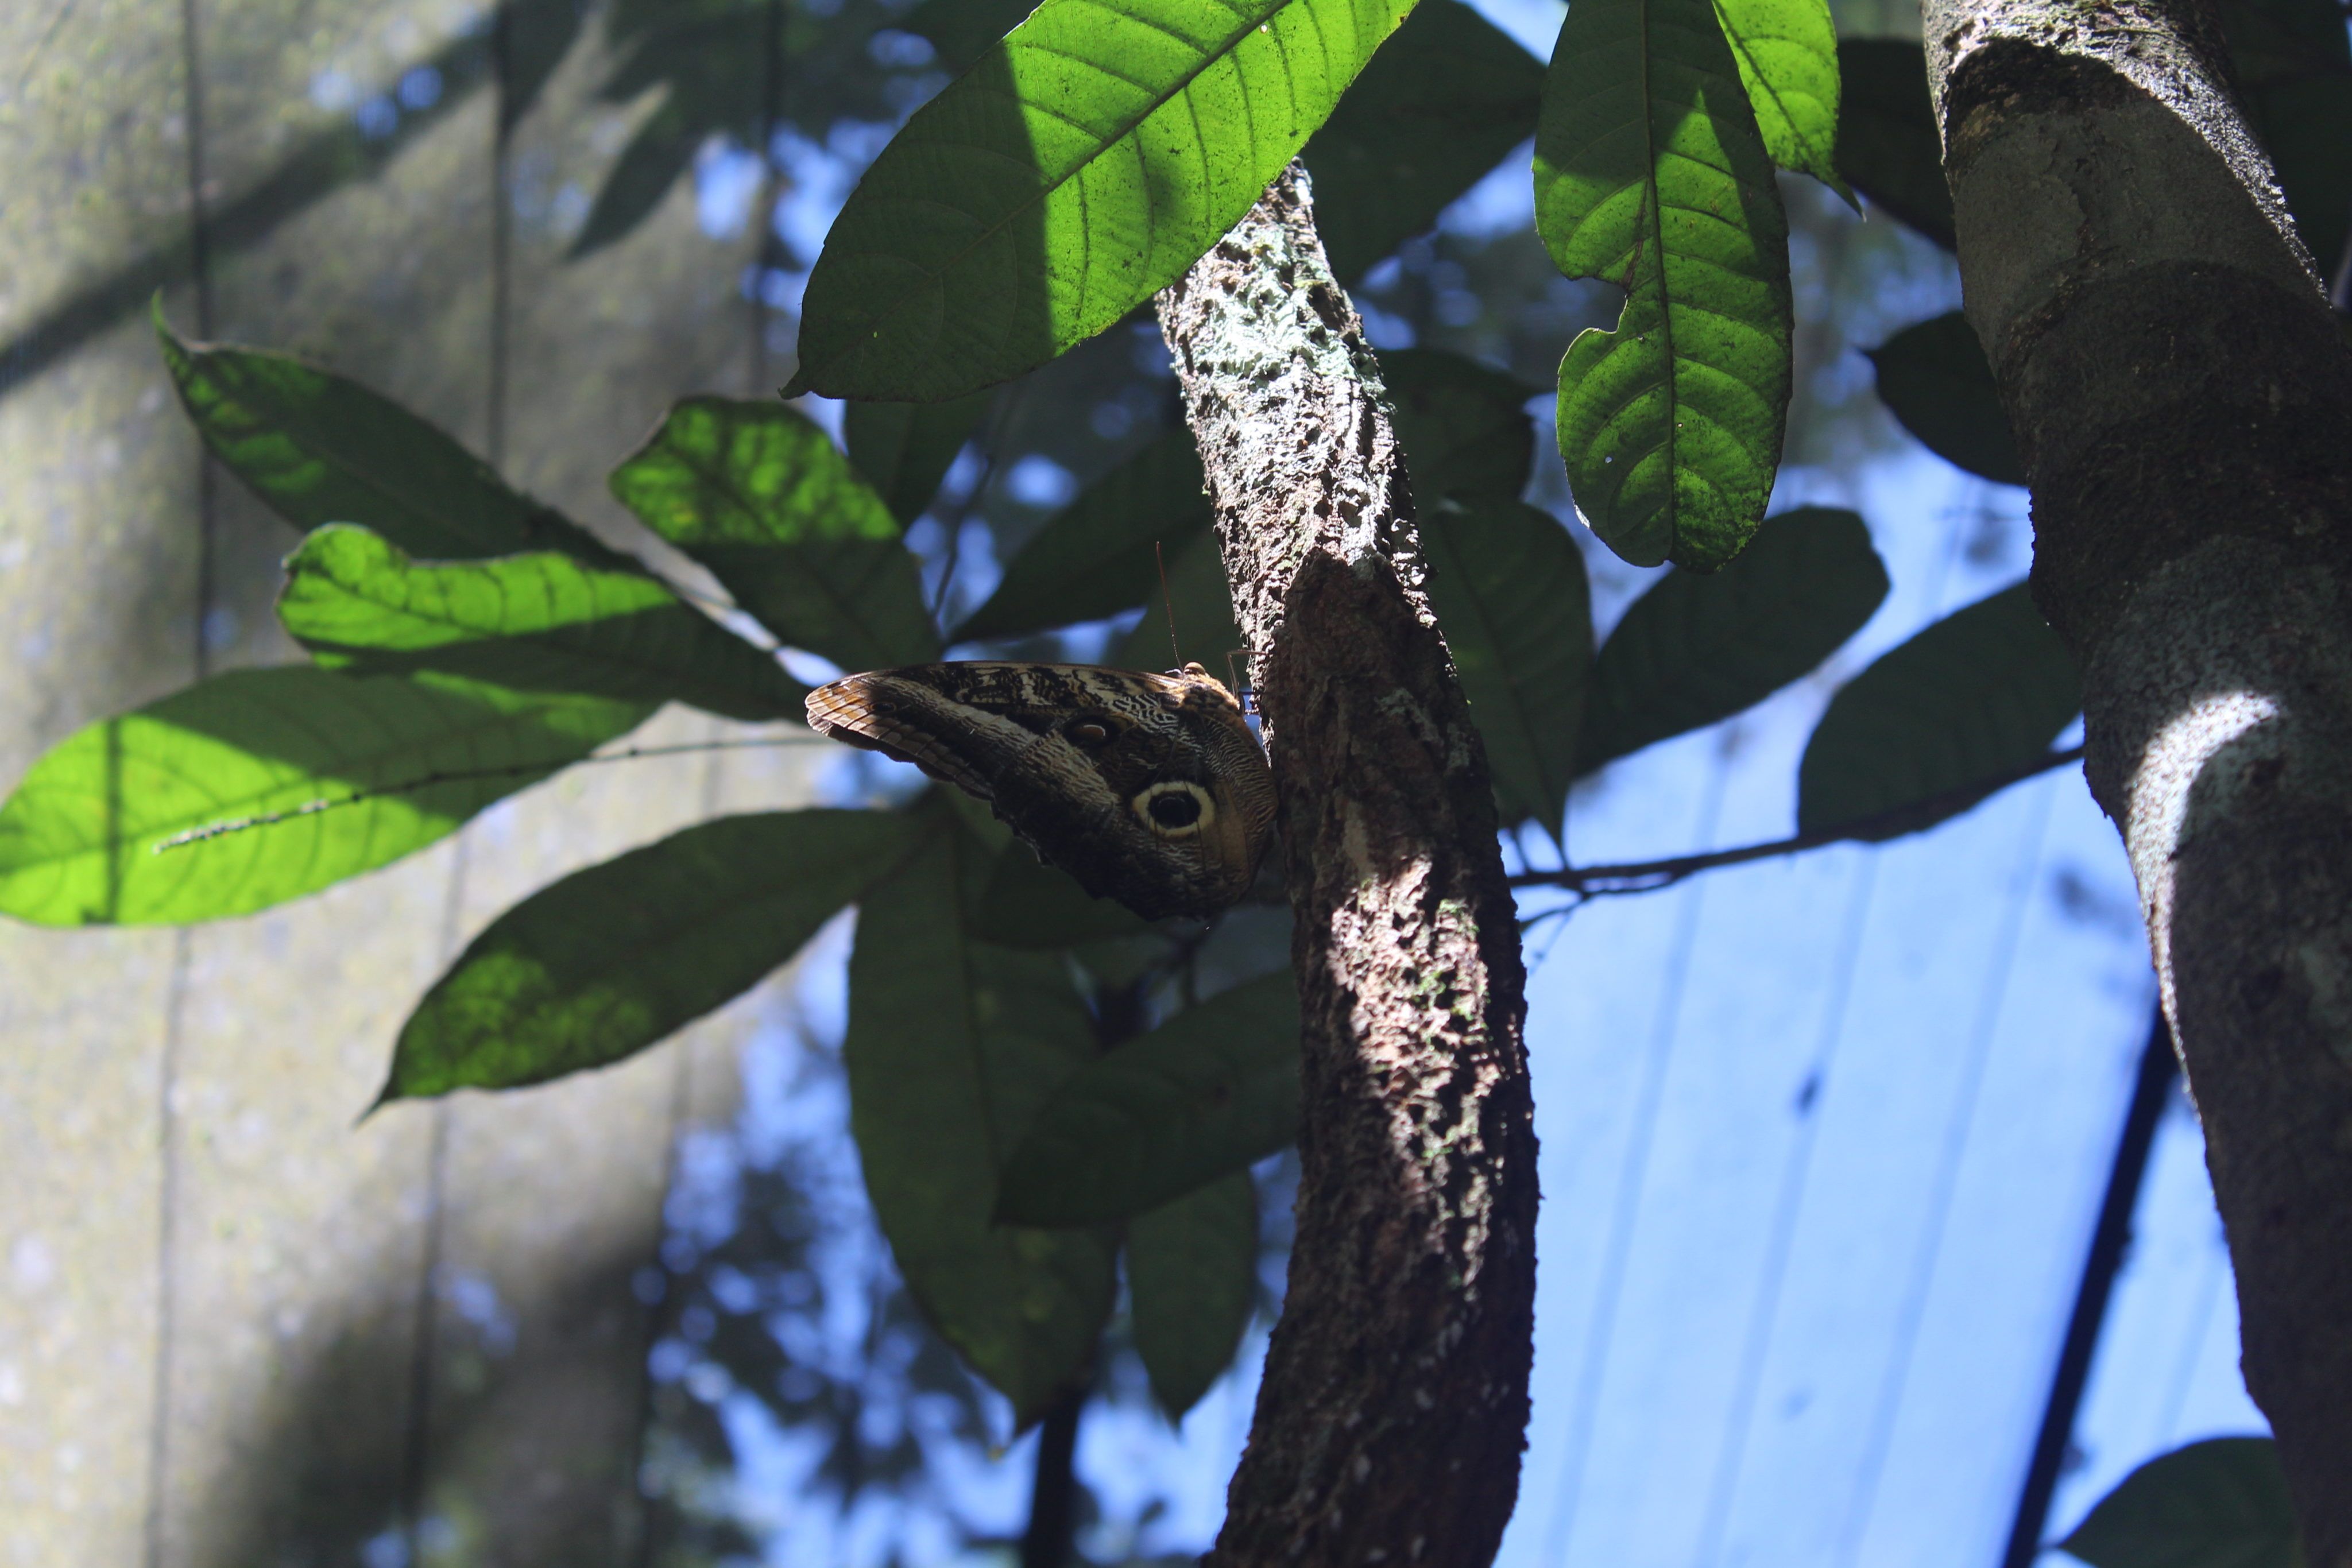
[568,102,705,261]
[1797,580,2080,837]
[783,0,1421,401]
[0,669,649,927]
[974,839,1156,947]
[900,0,1037,74]
[2060,1438,2300,1568]
[1866,311,2024,485]
[846,815,1118,1419]
[844,394,992,526]
[609,397,939,669]
[1579,506,1886,772]
[1712,0,1848,195]
[384,810,923,1101]
[154,303,622,564]
[1302,0,1546,281]
[1112,525,1243,674]
[1127,1171,1258,1418]
[278,524,807,723]
[996,969,1300,1226]
[953,425,1211,643]
[1534,0,1795,571]
[1419,499,1591,838]
[1383,348,1539,502]
[2219,0,2352,273]
[1833,40,1953,249]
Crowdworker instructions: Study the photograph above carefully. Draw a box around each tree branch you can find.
[1924,0,2352,1548]
[1156,164,1536,1565]
[1512,746,2087,896]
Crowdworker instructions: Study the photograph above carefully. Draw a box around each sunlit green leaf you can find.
[1712,0,1848,194]
[1833,40,1953,249]
[155,303,622,564]
[1384,348,1538,502]
[1797,580,2079,838]
[609,397,938,668]
[1534,0,1794,570]
[844,394,991,526]
[954,426,1211,642]
[2060,1437,2299,1568]
[279,524,806,722]
[1866,311,2024,485]
[1112,525,1243,673]
[784,0,1421,401]
[1127,1171,1258,1418]
[1579,506,1886,771]
[384,810,923,1101]
[846,814,1118,1419]
[1420,499,1590,838]
[996,969,1300,1225]
[0,669,649,927]
[1303,0,1545,281]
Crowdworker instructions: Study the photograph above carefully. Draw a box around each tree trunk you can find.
[1922,0,2352,1548]
[1154,165,1538,1565]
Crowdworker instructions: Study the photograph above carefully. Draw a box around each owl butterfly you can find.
[805,662,1276,920]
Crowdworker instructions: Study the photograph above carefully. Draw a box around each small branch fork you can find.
[1514,745,2087,898]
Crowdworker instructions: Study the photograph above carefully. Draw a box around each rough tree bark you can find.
[1154,165,1539,1564]
[1923,0,2352,1547]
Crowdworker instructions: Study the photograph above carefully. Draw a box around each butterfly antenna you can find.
[1155,540,1182,668]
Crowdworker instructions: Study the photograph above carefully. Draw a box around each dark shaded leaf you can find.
[569,104,705,260]
[0,669,648,927]
[1714,0,1849,194]
[783,0,1420,401]
[2060,1437,2299,1568]
[609,396,938,668]
[974,839,1154,948]
[1832,38,1953,248]
[1303,0,1546,282]
[953,426,1210,643]
[1419,499,1590,838]
[1535,0,1794,570]
[279,524,806,722]
[844,394,991,526]
[1579,506,1887,771]
[1384,348,1539,502]
[156,304,622,563]
[996,969,1301,1226]
[1797,580,2080,837]
[384,810,923,1100]
[1866,310,2024,485]
[847,814,1118,1420]
[1127,1171,1258,1418]
[2221,0,2352,274]
[899,0,1036,73]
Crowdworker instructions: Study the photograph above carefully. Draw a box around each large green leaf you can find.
[1383,349,1539,502]
[2221,0,2352,274]
[2060,1438,2299,1568]
[974,838,1156,948]
[844,394,992,526]
[1419,499,1591,838]
[0,669,648,927]
[1866,311,2024,485]
[1302,0,1545,281]
[384,811,922,1101]
[1534,0,1794,570]
[279,525,806,723]
[783,0,1421,402]
[1127,1171,1258,1418]
[1797,580,2080,837]
[609,397,939,669]
[996,969,1301,1225]
[1112,525,1244,673]
[953,425,1211,642]
[1833,40,1952,249]
[846,816,1119,1419]
[1712,0,1847,193]
[155,305,621,564]
[1579,506,1886,771]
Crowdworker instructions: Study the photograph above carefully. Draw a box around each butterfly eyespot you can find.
[1063,719,1112,747]
[1132,780,1213,838]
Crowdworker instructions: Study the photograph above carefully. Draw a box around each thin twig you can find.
[152,732,826,852]
[1511,745,2086,897]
